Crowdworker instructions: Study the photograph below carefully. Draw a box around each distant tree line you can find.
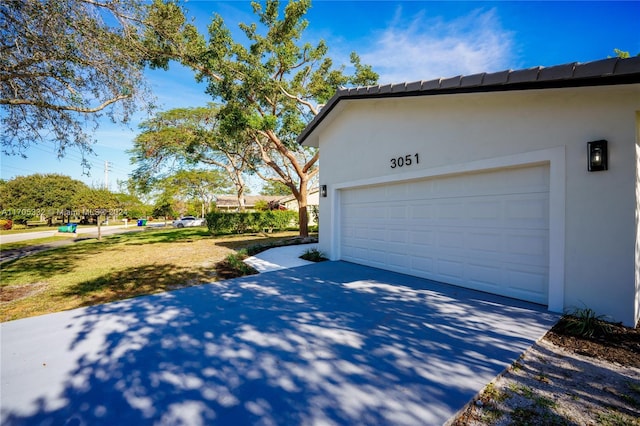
[0,174,148,226]
[0,170,279,228]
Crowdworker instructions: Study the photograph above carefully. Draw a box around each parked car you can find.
[172,216,206,228]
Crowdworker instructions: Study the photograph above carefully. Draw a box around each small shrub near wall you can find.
[206,211,298,235]
[0,219,13,230]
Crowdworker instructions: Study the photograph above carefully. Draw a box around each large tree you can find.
[170,169,233,217]
[144,0,378,236]
[260,180,291,196]
[0,173,88,224]
[1,0,153,161]
[72,187,119,239]
[130,106,254,211]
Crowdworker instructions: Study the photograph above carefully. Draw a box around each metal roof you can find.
[298,56,640,146]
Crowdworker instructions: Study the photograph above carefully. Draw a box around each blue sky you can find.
[2,0,638,192]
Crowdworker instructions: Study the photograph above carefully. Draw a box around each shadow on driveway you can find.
[0,261,558,425]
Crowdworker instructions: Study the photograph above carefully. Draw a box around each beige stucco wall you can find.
[283,190,319,225]
[313,84,640,326]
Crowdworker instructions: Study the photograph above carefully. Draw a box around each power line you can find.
[0,164,42,175]
[7,143,133,177]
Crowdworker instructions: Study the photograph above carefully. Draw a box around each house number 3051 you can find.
[390,153,420,169]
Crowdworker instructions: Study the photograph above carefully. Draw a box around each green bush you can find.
[557,307,613,338]
[300,248,328,262]
[206,210,297,235]
[215,250,259,279]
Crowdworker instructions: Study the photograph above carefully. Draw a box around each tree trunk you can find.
[298,183,309,237]
[237,185,246,212]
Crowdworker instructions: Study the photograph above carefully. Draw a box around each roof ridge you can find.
[344,57,637,95]
[302,56,640,146]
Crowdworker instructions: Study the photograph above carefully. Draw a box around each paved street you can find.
[0,224,140,244]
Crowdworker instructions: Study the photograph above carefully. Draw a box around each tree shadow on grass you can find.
[1,229,215,282]
[1,244,92,280]
[1,262,559,426]
[119,228,213,246]
[56,263,216,309]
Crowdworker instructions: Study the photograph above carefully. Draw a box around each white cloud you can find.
[360,7,515,84]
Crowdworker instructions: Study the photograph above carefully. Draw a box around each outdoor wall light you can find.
[587,140,608,172]
[320,185,327,197]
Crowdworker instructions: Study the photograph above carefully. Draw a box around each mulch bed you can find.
[545,318,640,368]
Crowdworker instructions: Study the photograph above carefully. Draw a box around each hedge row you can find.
[206,211,298,235]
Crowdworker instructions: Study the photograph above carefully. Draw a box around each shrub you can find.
[253,200,269,211]
[557,307,613,338]
[206,210,297,235]
[215,250,259,279]
[300,248,328,262]
[0,219,13,230]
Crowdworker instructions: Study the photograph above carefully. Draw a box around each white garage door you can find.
[340,165,550,304]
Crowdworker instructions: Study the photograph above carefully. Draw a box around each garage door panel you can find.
[470,200,503,220]
[409,203,435,219]
[505,196,548,223]
[409,231,435,248]
[437,202,466,220]
[342,245,365,261]
[340,165,550,304]
[384,183,411,201]
[507,233,547,256]
[388,229,409,244]
[388,205,407,219]
[411,254,435,274]
[438,230,466,249]
[506,269,547,304]
[467,232,503,253]
[368,227,386,241]
[368,248,390,264]
[387,253,410,269]
[467,262,504,287]
[437,258,465,280]
[406,180,435,197]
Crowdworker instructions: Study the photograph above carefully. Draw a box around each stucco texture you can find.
[314,84,640,326]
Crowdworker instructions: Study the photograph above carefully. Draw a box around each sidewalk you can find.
[243,243,319,272]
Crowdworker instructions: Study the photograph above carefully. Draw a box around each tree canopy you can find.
[130,105,254,210]
[0,173,88,222]
[72,186,120,239]
[167,169,233,217]
[143,0,378,235]
[1,0,153,161]
[260,180,291,196]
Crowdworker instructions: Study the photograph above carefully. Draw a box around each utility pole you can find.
[104,161,111,190]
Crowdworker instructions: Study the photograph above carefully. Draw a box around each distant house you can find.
[214,195,288,212]
[214,191,320,225]
[279,188,320,226]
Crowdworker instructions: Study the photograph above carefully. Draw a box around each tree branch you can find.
[1,94,131,113]
[279,86,319,116]
[302,149,319,174]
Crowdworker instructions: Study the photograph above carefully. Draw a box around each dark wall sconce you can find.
[320,185,327,197]
[587,140,608,172]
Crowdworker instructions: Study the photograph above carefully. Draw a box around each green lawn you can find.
[0,235,77,251]
[0,227,300,322]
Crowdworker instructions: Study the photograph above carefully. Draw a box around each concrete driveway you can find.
[1,262,558,425]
